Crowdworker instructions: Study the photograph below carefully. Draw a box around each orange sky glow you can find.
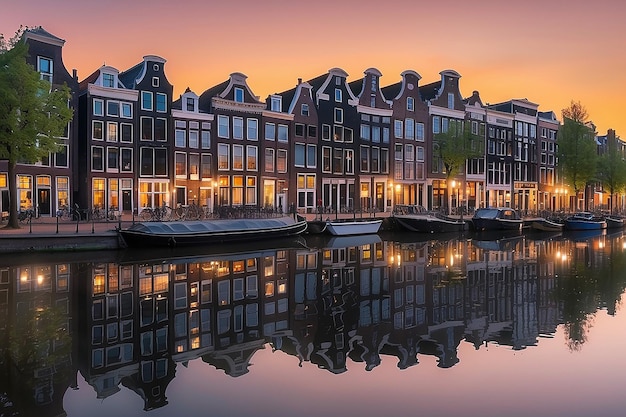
[2,0,625,136]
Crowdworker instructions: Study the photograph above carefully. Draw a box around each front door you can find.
[38,189,51,216]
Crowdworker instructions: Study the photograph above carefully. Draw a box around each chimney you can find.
[297,78,302,85]
[72,69,77,81]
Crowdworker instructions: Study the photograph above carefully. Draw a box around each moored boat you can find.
[471,207,523,232]
[530,218,564,232]
[118,215,308,247]
[392,204,465,233]
[605,216,625,229]
[325,218,382,236]
[564,212,607,231]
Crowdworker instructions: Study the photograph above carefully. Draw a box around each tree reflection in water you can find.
[0,231,625,415]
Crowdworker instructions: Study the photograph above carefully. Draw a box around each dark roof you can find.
[25,26,65,43]
[78,68,100,91]
[419,80,441,102]
[381,81,402,101]
[464,91,483,106]
[119,62,144,89]
[348,79,363,98]
[277,85,297,113]
[198,79,230,112]
[307,73,330,94]
[171,97,182,110]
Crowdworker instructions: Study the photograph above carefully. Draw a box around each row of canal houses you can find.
[1,27,563,218]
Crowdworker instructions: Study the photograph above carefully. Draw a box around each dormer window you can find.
[186,97,195,112]
[334,89,342,103]
[234,87,244,103]
[271,96,281,112]
[447,93,455,109]
[103,73,115,88]
[371,76,377,92]
[407,97,414,111]
[38,57,53,83]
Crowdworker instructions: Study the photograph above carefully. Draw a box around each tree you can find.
[557,101,597,211]
[434,119,484,213]
[596,131,626,214]
[0,28,73,229]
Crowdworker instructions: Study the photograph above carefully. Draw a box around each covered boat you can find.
[564,212,607,231]
[471,207,523,231]
[605,216,625,229]
[325,218,382,236]
[118,215,308,247]
[392,205,465,233]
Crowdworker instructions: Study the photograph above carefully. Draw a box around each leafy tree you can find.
[434,119,483,213]
[557,101,597,211]
[0,27,73,229]
[596,130,626,214]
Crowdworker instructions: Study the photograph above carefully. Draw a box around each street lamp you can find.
[213,181,218,214]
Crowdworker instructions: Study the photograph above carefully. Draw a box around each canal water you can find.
[1,229,626,417]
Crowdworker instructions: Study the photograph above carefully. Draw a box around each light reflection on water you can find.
[2,230,626,417]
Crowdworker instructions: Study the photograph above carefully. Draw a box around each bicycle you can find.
[139,205,172,221]
[18,208,35,224]
[88,206,106,221]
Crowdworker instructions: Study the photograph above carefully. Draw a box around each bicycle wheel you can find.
[159,206,172,221]
[186,205,201,220]
[173,205,185,221]
[140,209,153,221]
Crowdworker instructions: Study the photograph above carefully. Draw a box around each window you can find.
[175,129,186,147]
[140,148,168,176]
[233,117,244,139]
[218,115,229,138]
[407,97,414,111]
[201,153,212,178]
[371,147,380,172]
[201,131,210,149]
[218,144,229,170]
[394,120,403,138]
[93,99,104,116]
[141,91,153,111]
[335,88,342,102]
[271,96,281,112]
[233,145,244,170]
[189,130,198,148]
[246,177,257,205]
[265,148,275,172]
[295,123,305,137]
[447,93,454,109]
[361,146,370,172]
[107,101,119,117]
[234,87,244,103]
[301,104,309,116]
[277,125,288,142]
[405,118,414,140]
[247,145,258,170]
[322,146,331,172]
[265,123,275,141]
[308,125,317,138]
[416,146,424,161]
[38,56,53,83]
[432,116,440,134]
[156,93,167,112]
[295,143,305,167]
[141,117,153,141]
[152,77,159,88]
[360,124,370,141]
[307,144,316,168]
[92,146,104,171]
[121,102,132,118]
[93,121,103,141]
[186,97,195,111]
[107,122,118,142]
[55,144,68,168]
[277,149,287,173]
[322,124,331,141]
[372,126,380,143]
[334,108,343,124]
[121,148,132,171]
[107,147,119,171]
[247,118,258,140]
[155,118,166,141]
[416,122,425,141]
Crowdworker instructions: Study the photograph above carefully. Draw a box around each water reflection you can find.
[1,230,625,415]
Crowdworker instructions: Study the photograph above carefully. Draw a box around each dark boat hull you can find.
[394,215,465,233]
[471,218,523,231]
[118,216,308,247]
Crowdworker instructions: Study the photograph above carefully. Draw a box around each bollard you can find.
[29,213,32,234]
[56,215,59,234]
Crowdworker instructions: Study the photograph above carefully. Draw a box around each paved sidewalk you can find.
[0,215,132,237]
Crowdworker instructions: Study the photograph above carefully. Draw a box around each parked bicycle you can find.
[139,204,172,221]
[57,203,81,221]
[172,202,204,221]
[18,208,35,224]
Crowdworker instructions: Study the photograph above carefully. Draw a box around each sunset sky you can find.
[2,0,625,135]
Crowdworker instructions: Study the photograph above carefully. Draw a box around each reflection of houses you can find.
[0,261,73,417]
